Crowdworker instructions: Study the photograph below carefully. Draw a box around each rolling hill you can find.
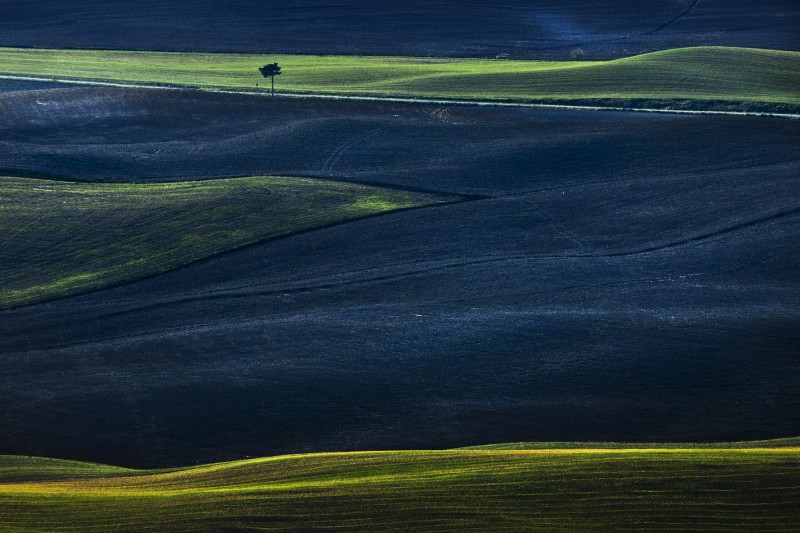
[1,89,798,467]
[0,176,454,308]
[1,1,798,529]
[1,46,798,112]
[1,444,799,531]
[0,0,797,59]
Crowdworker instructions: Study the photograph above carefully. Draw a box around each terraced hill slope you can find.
[1,446,799,531]
[0,1,797,59]
[0,176,454,308]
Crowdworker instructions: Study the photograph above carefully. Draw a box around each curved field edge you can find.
[0,176,458,309]
[1,445,798,532]
[0,46,797,113]
[461,436,800,450]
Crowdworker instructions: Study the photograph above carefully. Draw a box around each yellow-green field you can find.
[1,444,798,532]
[0,176,454,308]
[1,46,798,111]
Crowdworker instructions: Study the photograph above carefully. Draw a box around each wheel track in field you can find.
[541,0,703,51]
[642,0,702,38]
[319,127,386,175]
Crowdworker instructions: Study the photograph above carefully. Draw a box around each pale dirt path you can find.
[2,73,799,119]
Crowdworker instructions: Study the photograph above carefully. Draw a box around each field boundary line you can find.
[2,74,799,119]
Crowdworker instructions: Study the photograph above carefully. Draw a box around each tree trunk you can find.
[271,75,275,96]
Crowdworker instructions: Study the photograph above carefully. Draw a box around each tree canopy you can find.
[259,63,281,78]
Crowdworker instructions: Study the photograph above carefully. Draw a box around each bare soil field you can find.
[1,87,798,467]
[0,1,798,59]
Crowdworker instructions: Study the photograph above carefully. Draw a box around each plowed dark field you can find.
[0,1,798,59]
[1,86,798,467]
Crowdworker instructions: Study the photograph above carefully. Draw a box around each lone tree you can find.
[259,62,282,96]
[569,48,586,61]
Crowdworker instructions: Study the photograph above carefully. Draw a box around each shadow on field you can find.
[0,87,798,467]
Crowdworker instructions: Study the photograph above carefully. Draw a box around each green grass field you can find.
[1,443,798,532]
[1,46,798,112]
[0,176,454,308]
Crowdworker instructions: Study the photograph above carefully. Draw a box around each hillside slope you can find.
[1,447,799,531]
[1,46,797,112]
[0,1,797,59]
[1,90,798,467]
[0,176,454,308]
